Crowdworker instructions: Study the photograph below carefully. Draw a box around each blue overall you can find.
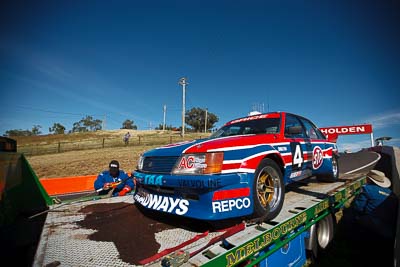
[94,170,134,197]
[353,184,398,239]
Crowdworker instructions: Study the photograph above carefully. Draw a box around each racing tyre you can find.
[252,159,285,221]
[305,213,336,261]
[316,154,339,182]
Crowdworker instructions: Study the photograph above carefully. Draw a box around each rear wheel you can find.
[252,159,285,220]
[305,214,336,260]
[316,154,339,182]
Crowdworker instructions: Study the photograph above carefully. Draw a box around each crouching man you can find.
[94,160,135,197]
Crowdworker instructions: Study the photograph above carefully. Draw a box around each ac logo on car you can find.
[178,156,195,169]
[312,146,324,169]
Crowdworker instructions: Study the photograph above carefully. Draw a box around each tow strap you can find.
[139,222,245,265]
[190,222,245,257]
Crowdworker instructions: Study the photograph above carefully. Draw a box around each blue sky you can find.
[1,1,399,151]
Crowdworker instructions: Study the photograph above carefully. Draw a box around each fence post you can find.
[58,142,61,153]
[138,136,141,145]
[102,138,105,148]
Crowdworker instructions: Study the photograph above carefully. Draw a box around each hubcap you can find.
[332,157,338,178]
[256,166,281,212]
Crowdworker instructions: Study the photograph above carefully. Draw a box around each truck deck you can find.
[33,171,366,267]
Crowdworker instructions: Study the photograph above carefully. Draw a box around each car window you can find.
[284,115,306,138]
[210,118,280,138]
[299,118,318,139]
[299,118,326,140]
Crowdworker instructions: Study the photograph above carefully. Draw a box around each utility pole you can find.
[163,104,166,131]
[179,77,188,137]
[205,108,208,133]
[103,115,106,130]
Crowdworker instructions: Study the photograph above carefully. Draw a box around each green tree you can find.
[72,116,102,132]
[121,119,137,130]
[49,123,66,134]
[31,125,42,135]
[4,129,32,136]
[155,124,175,130]
[185,107,218,132]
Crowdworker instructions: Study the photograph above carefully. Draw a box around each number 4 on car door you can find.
[290,142,303,170]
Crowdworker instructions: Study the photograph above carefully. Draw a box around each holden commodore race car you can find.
[133,112,339,221]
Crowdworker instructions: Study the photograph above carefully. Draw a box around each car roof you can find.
[225,112,283,126]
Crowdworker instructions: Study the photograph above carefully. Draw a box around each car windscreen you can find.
[210,118,280,138]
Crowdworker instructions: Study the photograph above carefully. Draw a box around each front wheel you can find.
[316,154,339,182]
[252,159,285,221]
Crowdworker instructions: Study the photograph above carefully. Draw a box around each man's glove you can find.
[103,183,112,190]
[103,182,121,190]
[118,186,131,196]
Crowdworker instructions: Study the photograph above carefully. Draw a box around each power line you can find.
[15,105,105,117]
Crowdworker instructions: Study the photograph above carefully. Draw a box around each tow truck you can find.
[0,137,399,267]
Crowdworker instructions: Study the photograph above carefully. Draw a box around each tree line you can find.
[3,107,218,136]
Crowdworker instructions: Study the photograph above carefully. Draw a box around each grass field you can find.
[24,130,209,178]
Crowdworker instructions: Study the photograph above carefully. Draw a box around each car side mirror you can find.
[287,126,303,135]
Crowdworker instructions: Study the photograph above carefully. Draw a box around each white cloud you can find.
[338,140,372,152]
[338,138,400,152]
[365,111,400,130]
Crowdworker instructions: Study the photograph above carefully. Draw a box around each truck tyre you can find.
[316,154,339,182]
[305,213,335,260]
[252,159,285,221]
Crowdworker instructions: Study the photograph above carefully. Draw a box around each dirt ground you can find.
[27,145,158,178]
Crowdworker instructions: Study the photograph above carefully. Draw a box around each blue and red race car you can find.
[133,112,339,221]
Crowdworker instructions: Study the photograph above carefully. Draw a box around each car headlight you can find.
[137,155,144,170]
[172,152,224,175]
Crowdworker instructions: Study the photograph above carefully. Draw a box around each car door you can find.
[298,117,327,177]
[284,114,307,181]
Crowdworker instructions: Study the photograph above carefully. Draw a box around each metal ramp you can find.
[33,174,363,267]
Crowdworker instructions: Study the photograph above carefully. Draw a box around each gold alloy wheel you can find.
[256,166,280,210]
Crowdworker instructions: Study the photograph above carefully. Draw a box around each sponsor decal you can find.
[228,114,270,125]
[135,172,164,185]
[212,197,251,213]
[277,146,288,152]
[212,188,250,201]
[177,155,207,170]
[290,170,302,178]
[134,191,189,215]
[178,178,221,188]
[211,188,251,213]
[178,156,195,169]
[312,146,323,170]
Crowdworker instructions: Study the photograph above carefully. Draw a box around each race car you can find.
[133,112,339,221]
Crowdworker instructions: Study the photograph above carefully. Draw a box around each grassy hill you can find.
[15,130,209,156]
[18,130,210,178]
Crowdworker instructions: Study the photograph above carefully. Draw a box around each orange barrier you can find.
[40,175,97,196]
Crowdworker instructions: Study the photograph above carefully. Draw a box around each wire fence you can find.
[18,133,208,156]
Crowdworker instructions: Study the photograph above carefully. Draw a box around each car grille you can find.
[142,156,179,174]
